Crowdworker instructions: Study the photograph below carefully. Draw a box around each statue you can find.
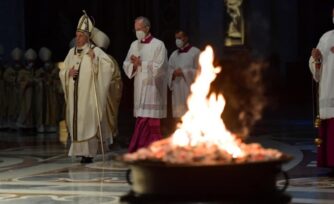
[224,0,244,47]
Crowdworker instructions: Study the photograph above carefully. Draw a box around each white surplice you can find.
[168,46,200,118]
[309,30,334,120]
[123,37,168,118]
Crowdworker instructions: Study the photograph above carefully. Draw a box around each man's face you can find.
[134,20,149,33]
[332,8,334,17]
[76,31,88,48]
[175,32,188,44]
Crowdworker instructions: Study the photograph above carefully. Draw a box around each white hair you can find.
[135,16,151,28]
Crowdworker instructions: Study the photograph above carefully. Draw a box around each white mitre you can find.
[39,47,52,62]
[24,48,37,61]
[77,10,94,36]
[11,47,23,61]
[91,27,110,49]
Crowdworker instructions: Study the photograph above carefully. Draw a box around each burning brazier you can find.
[118,46,291,200]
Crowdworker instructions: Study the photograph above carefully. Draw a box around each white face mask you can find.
[175,39,184,48]
[136,31,146,41]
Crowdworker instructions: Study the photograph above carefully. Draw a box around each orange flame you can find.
[171,46,244,158]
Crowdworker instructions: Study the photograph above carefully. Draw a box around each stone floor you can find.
[0,116,333,203]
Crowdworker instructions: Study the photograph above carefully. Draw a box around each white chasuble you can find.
[60,44,115,156]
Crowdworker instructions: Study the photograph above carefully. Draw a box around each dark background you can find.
[1,0,334,142]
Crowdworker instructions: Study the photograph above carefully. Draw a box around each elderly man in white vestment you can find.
[123,16,168,153]
[168,30,200,128]
[309,8,334,169]
[59,12,116,163]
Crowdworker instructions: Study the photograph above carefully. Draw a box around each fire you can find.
[171,46,244,158]
[124,46,284,165]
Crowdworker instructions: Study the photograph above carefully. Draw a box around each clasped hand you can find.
[311,48,322,62]
[69,67,78,78]
[172,68,183,80]
[131,55,141,69]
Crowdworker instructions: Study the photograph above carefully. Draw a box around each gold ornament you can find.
[314,115,321,128]
[315,137,322,147]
